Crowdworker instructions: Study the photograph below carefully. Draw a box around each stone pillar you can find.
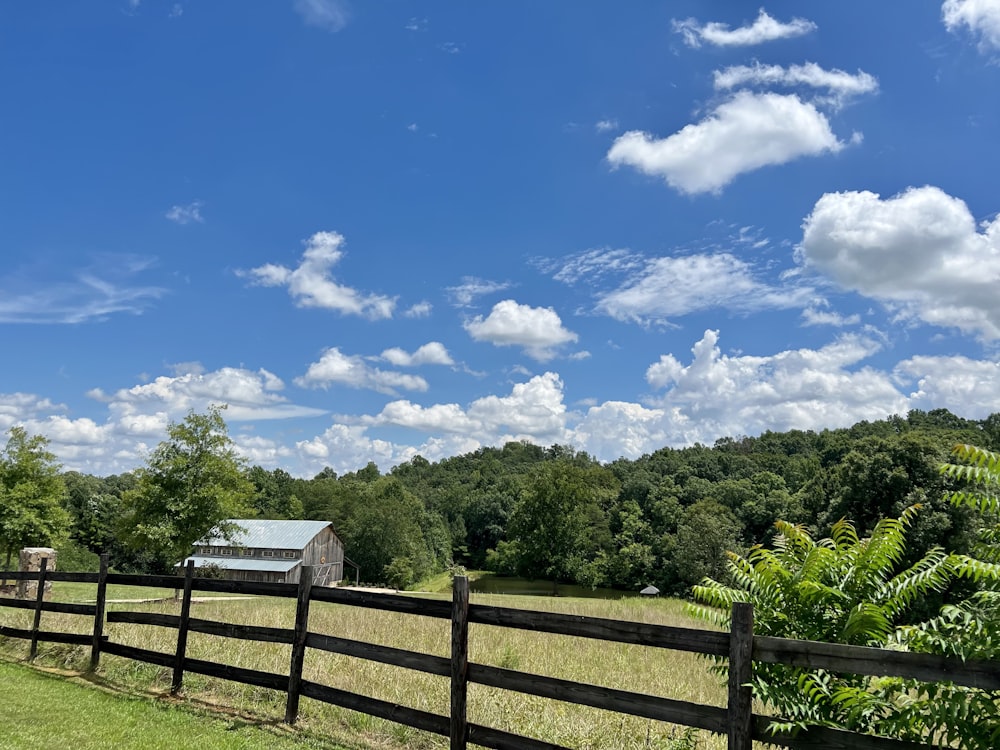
[17,547,56,600]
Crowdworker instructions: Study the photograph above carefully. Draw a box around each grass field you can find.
[0,579,729,749]
[0,661,352,750]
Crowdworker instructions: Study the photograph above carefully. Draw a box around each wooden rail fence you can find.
[1,554,997,750]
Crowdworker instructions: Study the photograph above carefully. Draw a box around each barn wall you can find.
[301,528,344,584]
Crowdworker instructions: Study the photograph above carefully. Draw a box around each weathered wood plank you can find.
[467,662,729,734]
[300,680,450,736]
[107,611,295,644]
[28,557,48,661]
[285,566,312,723]
[468,603,731,656]
[728,602,753,750]
[305,632,450,675]
[171,560,194,694]
[190,578,296,598]
[467,723,573,750]
[105,573,184,589]
[451,575,470,750]
[183,656,288,692]
[90,553,109,671]
[0,626,93,646]
[310,587,452,619]
[754,635,1000,691]
[0,598,94,614]
[753,716,939,749]
[102,640,176,668]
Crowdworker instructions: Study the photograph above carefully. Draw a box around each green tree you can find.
[690,508,994,745]
[118,407,253,568]
[0,427,70,573]
[507,460,617,585]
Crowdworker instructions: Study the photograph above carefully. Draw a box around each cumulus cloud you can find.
[447,277,511,307]
[380,342,454,367]
[673,9,816,48]
[713,62,878,108]
[296,347,429,394]
[896,354,1000,411]
[241,231,395,319]
[464,300,579,360]
[165,201,203,225]
[799,186,1000,339]
[570,330,926,460]
[942,0,1000,51]
[607,92,845,194]
[366,372,569,443]
[596,253,811,325]
[404,301,432,318]
[294,0,349,32]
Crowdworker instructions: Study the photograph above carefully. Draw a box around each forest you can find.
[4,406,998,599]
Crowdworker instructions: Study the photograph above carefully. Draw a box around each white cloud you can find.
[896,354,1000,411]
[294,0,349,32]
[0,256,165,324]
[801,303,862,327]
[607,92,845,194]
[366,372,569,443]
[595,119,619,132]
[576,330,910,459]
[241,231,395,319]
[596,253,811,325]
[295,347,429,394]
[464,300,579,361]
[542,247,644,285]
[96,366,324,422]
[713,62,878,108]
[447,277,511,307]
[404,301,432,318]
[943,0,1000,51]
[165,201,203,224]
[673,9,816,48]
[380,342,454,367]
[799,186,1000,340]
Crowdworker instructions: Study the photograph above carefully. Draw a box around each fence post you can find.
[450,575,469,750]
[171,559,195,695]
[728,602,754,750]
[89,553,109,671]
[28,556,48,661]
[285,565,313,724]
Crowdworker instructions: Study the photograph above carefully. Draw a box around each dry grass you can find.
[1,584,734,749]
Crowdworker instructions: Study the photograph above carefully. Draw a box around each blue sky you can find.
[3,1,1000,478]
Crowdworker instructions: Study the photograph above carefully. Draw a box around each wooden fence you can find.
[1,555,998,750]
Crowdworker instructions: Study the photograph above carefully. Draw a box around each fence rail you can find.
[1,555,997,750]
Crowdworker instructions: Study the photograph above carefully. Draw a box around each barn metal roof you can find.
[197,519,333,550]
[178,555,301,573]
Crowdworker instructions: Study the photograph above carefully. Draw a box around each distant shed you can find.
[178,519,347,586]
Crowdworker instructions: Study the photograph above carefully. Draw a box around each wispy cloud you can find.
[714,62,878,108]
[0,255,166,324]
[595,119,619,133]
[294,0,350,33]
[447,277,511,307]
[673,9,816,48]
[165,201,204,225]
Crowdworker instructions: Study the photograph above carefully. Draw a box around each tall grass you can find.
[1,583,730,749]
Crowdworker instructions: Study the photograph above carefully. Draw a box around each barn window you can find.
[220,548,233,556]
[283,551,296,559]
[262,550,274,558]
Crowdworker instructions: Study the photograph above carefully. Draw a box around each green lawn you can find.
[0,661,351,750]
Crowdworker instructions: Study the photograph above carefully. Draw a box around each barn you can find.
[177,519,351,586]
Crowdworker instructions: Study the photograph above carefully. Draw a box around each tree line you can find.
[2,406,997,596]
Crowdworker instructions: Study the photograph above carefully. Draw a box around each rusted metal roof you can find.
[197,519,333,550]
